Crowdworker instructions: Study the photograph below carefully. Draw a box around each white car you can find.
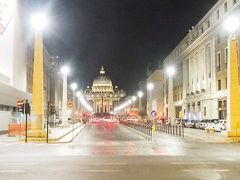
[214,120,227,132]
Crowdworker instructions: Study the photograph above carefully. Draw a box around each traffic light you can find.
[16,99,24,114]
[25,100,31,115]
[49,104,56,115]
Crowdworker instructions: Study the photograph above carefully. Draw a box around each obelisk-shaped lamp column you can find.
[61,66,70,126]
[29,13,47,138]
[225,16,240,137]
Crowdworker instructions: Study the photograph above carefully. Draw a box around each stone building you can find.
[164,0,240,124]
[86,67,126,113]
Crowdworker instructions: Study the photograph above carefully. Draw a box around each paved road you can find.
[0,122,240,180]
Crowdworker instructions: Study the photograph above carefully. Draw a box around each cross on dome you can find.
[100,66,105,74]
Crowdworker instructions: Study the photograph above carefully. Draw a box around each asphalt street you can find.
[0,122,240,180]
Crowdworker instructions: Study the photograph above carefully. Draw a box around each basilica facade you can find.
[85,67,126,113]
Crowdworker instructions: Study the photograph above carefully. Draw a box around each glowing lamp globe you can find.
[31,13,47,32]
[132,96,137,101]
[166,66,175,77]
[147,83,154,91]
[137,91,143,98]
[71,83,78,91]
[225,16,239,33]
[61,66,70,75]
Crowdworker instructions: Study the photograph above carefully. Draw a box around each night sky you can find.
[28,0,218,94]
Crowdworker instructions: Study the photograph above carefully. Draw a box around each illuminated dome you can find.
[92,67,113,92]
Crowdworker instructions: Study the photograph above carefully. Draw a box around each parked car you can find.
[199,120,208,130]
[205,119,219,130]
[214,120,227,132]
[194,120,202,129]
[185,119,197,128]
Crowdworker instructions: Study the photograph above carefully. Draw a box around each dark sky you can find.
[29,0,218,94]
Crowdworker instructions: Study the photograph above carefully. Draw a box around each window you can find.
[224,2,227,12]
[218,80,222,91]
[217,52,221,71]
[207,20,210,28]
[217,34,221,44]
[226,77,228,89]
[225,47,228,64]
[217,10,220,19]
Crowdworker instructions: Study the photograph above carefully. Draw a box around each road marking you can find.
[83,169,123,173]
[182,169,230,172]
[221,157,234,161]
[0,170,25,173]
[0,163,39,166]
[90,163,127,165]
[172,162,216,165]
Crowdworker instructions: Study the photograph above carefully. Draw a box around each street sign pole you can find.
[25,104,27,143]
[47,101,50,143]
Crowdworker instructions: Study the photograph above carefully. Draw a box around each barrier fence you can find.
[120,121,152,140]
[155,123,184,137]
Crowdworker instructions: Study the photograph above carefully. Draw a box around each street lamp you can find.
[29,12,48,139]
[147,82,154,115]
[61,65,70,126]
[166,65,176,125]
[31,13,47,32]
[137,91,144,111]
[71,82,78,123]
[224,16,240,137]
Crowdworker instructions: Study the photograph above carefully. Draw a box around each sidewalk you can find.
[183,128,233,143]
[0,123,86,143]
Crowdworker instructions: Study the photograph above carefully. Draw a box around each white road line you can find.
[0,163,39,166]
[0,170,25,173]
[221,157,234,161]
[90,163,127,165]
[182,169,230,172]
[172,162,216,165]
[83,169,123,173]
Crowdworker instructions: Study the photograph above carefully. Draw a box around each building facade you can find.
[0,1,31,134]
[164,0,240,123]
[86,67,126,113]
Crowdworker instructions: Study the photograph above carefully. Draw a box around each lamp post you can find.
[61,65,70,126]
[166,66,176,125]
[147,82,154,115]
[224,16,240,137]
[137,91,143,112]
[29,13,48,138]
[132,96,137,108]
[76,91,81,122]
[70,82,78,124]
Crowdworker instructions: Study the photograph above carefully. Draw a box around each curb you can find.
[55,124,87,144]
[18,123,84,143]
[119,123,152,141]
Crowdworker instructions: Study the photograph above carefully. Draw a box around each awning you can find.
[0,82,32,107]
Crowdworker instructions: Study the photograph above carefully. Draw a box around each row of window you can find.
[168,0,238,63]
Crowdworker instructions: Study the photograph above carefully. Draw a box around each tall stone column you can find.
[168,77,175,125]
[227,37,240,137]
[29,32,46,137]
[62,75,68,125]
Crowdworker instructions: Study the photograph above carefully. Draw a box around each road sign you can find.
[179,111,183,118]
[67,100,73,108]
[151,110,157,117]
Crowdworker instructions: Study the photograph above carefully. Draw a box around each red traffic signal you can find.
[16,99,24,113]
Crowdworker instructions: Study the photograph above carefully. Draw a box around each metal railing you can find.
[155,123,184,137]
[120,121,152,140]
